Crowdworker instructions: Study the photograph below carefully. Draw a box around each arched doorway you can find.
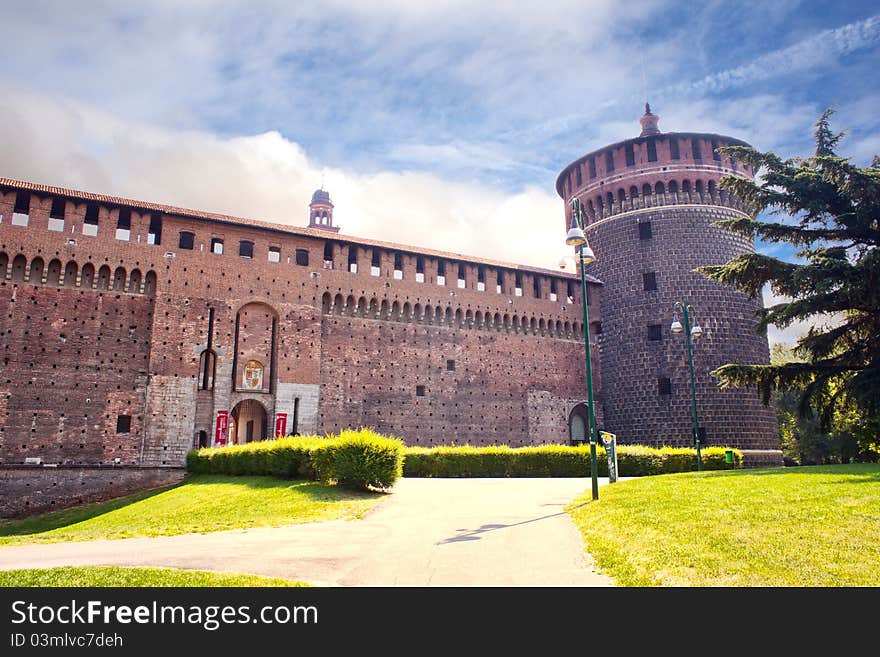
[230,399,269,444]
[569,403,590,445]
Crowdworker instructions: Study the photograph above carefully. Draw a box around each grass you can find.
[0,566,309,587]
[0,474,383,546]
[567,464,880,586]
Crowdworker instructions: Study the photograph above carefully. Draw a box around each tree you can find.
[699,109,879,438]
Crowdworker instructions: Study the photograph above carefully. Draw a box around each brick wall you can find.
[0,465,184,519]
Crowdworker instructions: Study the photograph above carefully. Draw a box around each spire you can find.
[639,103,660,137]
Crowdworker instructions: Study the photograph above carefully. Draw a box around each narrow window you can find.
[566,280,575,304]
[588,157,597,179]
[625,143,635,167]
[457,263,465,289]
[83,203,100,236]
[639,221,653,240]
[268,246,281,263]
[658,377,672,395]
[692,139,702,160]
[199,350,216,390]
[416,256,425,283]
[394,252,404,280]
[239,240,254,258]
[371,249,381,276]
[647,324,662,341]
[647,138,657,162]
[12,192,30,226]
[116,415,132,434]
[415,385,426,397]
[575,165,582,187]
[712,140,721,161]
[533,275,541,298]
[643,272,657,291]
[295,248,309,266]
[446,359,455,371]
[605,150,614,173]
[550,278,558,302]
[48,198,65,232]
[496,269,503,294]
[116,208,131,241]
[437,260,446,286]
[147,213,162,245]
[670,139,680,160]
[514,272,523,297]
[348,245,357,273]
[323,241,334,269]
[292,398,300,436]
[210,238,224,255]
[179,231,195,250]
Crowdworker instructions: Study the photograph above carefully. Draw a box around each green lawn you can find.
[0,566,308,587]
[568,464,880,586]
[0,474,383,546]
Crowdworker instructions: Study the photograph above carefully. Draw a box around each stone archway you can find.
[230,399,269,444]
[569,403,590,445]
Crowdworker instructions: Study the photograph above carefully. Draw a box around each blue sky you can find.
[0,1,877,343]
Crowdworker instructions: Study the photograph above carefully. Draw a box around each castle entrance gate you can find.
[230,399,269,444]
[569,403,590,445]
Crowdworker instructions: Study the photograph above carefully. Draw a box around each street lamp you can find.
[566,199,599,500]
[671,301,703,471]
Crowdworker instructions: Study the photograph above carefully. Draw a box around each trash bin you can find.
[724,449,734,464]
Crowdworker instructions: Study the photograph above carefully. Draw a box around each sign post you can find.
[599,430,618,483]
[214,410,228,447]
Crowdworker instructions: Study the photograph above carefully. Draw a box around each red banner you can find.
[274,413,287,438]
[215,410,228,446]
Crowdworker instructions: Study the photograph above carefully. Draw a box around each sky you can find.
[0,1,877,345]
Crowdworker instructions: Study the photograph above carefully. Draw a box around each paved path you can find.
[0,478,612,587]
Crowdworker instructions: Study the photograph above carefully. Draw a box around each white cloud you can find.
[0,89,566,270]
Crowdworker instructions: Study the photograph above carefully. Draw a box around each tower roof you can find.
[311,189,331,204]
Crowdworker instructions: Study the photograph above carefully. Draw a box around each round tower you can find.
[555,106,779,452]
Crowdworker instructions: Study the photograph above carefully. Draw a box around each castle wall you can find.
[1,180,597,475]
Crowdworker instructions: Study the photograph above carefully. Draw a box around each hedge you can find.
[311,429,405,490]
[402,444,741,478]
[186,436,322,478]
[186,429,405,491]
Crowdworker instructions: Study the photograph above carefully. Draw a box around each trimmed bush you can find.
[186,436,322,478]
[311,429,405,491]
[402,444,741,478]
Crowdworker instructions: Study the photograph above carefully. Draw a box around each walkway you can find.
[0,478,613,587]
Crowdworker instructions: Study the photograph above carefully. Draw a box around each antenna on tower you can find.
[320,168,325,191]
[639,39,649,109]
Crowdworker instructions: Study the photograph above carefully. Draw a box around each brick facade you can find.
[0,177,598,479]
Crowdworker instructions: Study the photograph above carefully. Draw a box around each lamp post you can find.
[565,199,599,500]
[670,302,703,471]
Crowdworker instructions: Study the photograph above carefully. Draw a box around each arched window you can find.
[128,269,142,294]
[358,296,368,317]
[143,270,157,296]
[334,294,344,314]
[79,262,95,289]
[62,261,78,288]
[403,302,412,322]
[655,181,665,195]
[346,295,356,316]
[454,308,463,327]
[112,267,126,291]
[198,349,217,390]
[321,292,332,314]
[28,257,44,284]
[390,300,400,320]
[445,307,453,325]
[47,259,63,287]
[413,303,422,322]
[11,255,26,283]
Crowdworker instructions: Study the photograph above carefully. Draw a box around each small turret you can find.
[308,188,339,233]
[639,103,661,137]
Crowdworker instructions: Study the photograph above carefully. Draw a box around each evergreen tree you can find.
[699,108,879,432]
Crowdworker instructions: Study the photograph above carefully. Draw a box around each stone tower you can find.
[308,188,339,232]
[555,105,779,452]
